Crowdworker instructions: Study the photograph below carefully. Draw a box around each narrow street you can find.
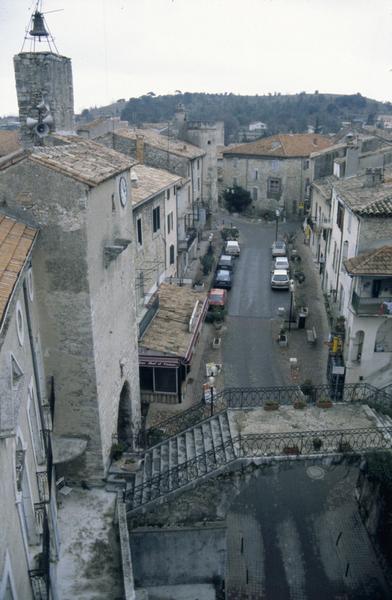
[222,216,297,387]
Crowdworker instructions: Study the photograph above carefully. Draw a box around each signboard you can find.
[332,366,345,375]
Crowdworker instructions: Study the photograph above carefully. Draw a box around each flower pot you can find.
[283,446,300,455]
[317,399,333,409]
[293,400,306,409]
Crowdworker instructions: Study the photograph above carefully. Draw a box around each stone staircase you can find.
[126,411,237,513]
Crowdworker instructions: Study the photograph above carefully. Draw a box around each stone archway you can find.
[117,381,134,450]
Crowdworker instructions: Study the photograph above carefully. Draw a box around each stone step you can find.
[218,413,236,461]
[185,430,196,462]
[193,425,205,457]
[201,421,215,470]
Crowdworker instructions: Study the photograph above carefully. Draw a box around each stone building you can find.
[172,104,224,213]
[316,168,392,386]
[0,214,60,598]
[131,163,181,321]
[0,136,141,481]
[222,133,334,216]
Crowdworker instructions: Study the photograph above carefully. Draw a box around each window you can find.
[10,354,24,388]
[27,383,45,465]
[197,159,200,170]
[341,240,349,270]
[137,218,143,245]
[233,158,238,169]
[16,301,24,346]
[167,212,174,234]
[267,177,281,197]
[254,169,258,181]
[197,177,200,192]
[152,206,160,233]
[347,210,352,233]
[233,177,238,186]
[187,186,191,206]
[336,202,344,230]
[303,159,310,170]
[332,241,338,271]
[138,272,144,305]
[27,268,34,301]
[140,366,177,394]
[166,189,170,200]
[252,187,258,202]
[170,244,175,265]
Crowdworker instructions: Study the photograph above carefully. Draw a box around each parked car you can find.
[208,288,228,308]
[271,240,287,257]
[225,240,240,256]
[217,254,235,272]
[271,269,290,289]
[214,269,232,289]
[274,256,289,271]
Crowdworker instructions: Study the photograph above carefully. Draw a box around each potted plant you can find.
[300,379,314,401]
[283,445,300,455]
[264,399,279,411]
[293,397,306,409]
[338,440,352,453]
[312,437,323,451]
[316,396,333,408]
[277,327,288,347]
[110,441,126,461]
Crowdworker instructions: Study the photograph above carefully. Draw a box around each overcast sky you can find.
[1,0,391,116]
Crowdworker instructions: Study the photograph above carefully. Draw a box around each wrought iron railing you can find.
[29,509,50,599]
[352,291,392,316]
[127,425,392,512]
[140,383,392,449]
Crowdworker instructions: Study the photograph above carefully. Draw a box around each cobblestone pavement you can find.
[226,461,390,599]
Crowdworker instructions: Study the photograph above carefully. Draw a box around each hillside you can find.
[81,92,392,143]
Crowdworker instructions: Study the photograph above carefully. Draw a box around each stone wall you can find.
[0,159,140,481]
[223,155,306,216]
[14,52,75,147]
[0,275,48,599]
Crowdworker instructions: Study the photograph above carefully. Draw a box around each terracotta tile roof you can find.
[223,133,334,158]
[29,135,137,186]
[344,246,392,276]
[139,283,207,358]
[0,214,38,324]
[0,131,21,158]
[115,128,205,159]
[333,167,392,216]
[312,176,335,199]
[131,164,182,206]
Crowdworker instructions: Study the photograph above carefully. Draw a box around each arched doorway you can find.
[117,381,134,450]
[351,330,364,362]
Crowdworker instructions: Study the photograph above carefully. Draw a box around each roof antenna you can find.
[21,1,63,54]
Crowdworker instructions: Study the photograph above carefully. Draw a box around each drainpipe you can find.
[335,210,345,304]
[23,276,45,413]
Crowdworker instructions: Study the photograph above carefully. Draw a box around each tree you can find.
[223,185,252,213]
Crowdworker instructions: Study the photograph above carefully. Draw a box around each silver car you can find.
[271,269,289,289]
[271,240,287,257]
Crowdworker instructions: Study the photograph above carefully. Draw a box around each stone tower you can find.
[14,51,75,147]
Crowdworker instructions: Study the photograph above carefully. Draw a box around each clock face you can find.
[119,176,128,207]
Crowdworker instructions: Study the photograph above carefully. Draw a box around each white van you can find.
[225,240,240,256]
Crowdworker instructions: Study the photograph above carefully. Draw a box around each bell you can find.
[29,11,49,38]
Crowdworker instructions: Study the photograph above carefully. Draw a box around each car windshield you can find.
[275,242,285,249]
[217,271,230,280]
[274,275,288,281]
[209,293,223,302]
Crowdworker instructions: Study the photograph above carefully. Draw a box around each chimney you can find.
[136,134,144,164]
[364,168,375,187]
[373,167,384,185]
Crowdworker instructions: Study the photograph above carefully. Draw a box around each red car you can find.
[208,288,228,308]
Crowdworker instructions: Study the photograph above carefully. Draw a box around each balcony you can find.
[352,291,392,316]
[178,228,197,252]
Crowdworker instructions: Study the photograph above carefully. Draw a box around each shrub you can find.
[223,185,252,213]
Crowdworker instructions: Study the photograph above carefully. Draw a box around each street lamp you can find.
[209,375,215,417]
[275,208,280,241]
[288,279,295,332]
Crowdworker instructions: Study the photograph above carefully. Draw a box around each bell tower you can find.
[14,3,75,147]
